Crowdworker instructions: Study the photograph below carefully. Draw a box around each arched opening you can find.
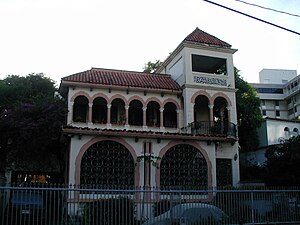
[80,140,135,187]
[163,102,177,128]
[193,95,210,132]
[129,100,143,126]
[146,101,160,127]
[92,97,107,124]
[160,144,208,189]
[111,98,126,125]
[194,95,210,122]
[73,96,89,123]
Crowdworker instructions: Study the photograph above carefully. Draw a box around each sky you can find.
[0,0,299,86]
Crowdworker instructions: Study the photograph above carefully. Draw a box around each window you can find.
[261,100,266,106]
[80,141,135,187]
[160,144,207,189]
[262,110,266,116]
[192,54,227,75]
[275,100,279,106]
[256,88,283,94]
[276,110,280,117]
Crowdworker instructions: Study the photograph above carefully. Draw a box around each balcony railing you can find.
[181,121,237,138]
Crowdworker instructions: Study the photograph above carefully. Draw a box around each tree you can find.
[0,74,67,180]
[265,136,300,186]
[234,68,264,152]
[143,60,162,73]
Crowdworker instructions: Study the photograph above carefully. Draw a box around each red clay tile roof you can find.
[61,68,181,91]
[184,27,231,48]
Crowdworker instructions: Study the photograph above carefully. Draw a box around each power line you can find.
[202,0,300,36]
[233,0,300,18]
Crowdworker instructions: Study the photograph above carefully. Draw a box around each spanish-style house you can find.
[59,27,240,190]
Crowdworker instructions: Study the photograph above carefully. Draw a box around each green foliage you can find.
[235,68,264,152]
[143,60,162,73]
[0,73,56,109]
[0,74,67,173]
[265,136,300,186]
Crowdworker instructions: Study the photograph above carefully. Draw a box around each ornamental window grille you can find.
[80,141,135,188]
[160,144,208,189]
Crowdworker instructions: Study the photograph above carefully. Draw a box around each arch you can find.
[91,93,110,103]
[109,94,127,105]
[146,101,160,127]
[162,98,181,110]
[284,127,290,132]
[163,102,178,128]
[211,92,232,106]
[128,99,143,126]
[71,91,91,103]
[92,97,107,124]
[191,90,212,105]
[156,141,212,189]
[111,98,126,124]
[145,97,163,108]
[293,128,299,133]
[128,95,146,107]
[73,95,89,123]
[75,136,139,186]
[194,95,210,122]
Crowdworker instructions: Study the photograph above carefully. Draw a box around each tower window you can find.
[192,54,227,75]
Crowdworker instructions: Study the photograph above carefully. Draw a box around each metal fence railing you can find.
[0,185,300,225]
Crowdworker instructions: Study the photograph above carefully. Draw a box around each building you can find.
[241,69,300,169]
[252,69,300,120]
[59,28,240,190]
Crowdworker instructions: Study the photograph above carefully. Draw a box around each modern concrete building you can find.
[59,28,240,191]
[252,69,300,120]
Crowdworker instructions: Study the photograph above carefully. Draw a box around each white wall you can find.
[259,69,297,84]
[266,119,300,145]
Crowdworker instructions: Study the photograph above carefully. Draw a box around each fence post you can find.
[251,191,254,224]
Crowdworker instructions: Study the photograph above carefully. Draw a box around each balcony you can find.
[181,121,237,138]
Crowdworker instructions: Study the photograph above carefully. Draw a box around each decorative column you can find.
[69,101,74,124]
[88,103,93,124]
[208,104,214,122]
[227,106,232,136]
[125,105,130,128]
[176,109,180,128]
[143,107,147,128]
[106,104,111,126]
[220,107,224,134]
[159,108,164,129]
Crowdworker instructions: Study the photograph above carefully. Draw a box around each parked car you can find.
[142,203,225,225]
[5,188,45,225]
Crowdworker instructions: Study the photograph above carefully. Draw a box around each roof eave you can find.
[60,80,182,94]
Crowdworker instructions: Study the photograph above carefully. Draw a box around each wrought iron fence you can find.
[181,121,237,138]
[0,185,300,225]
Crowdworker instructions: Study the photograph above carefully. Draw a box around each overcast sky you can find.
[0,0,299,86]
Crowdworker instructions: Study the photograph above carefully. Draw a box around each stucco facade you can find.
[60,28,240,189]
